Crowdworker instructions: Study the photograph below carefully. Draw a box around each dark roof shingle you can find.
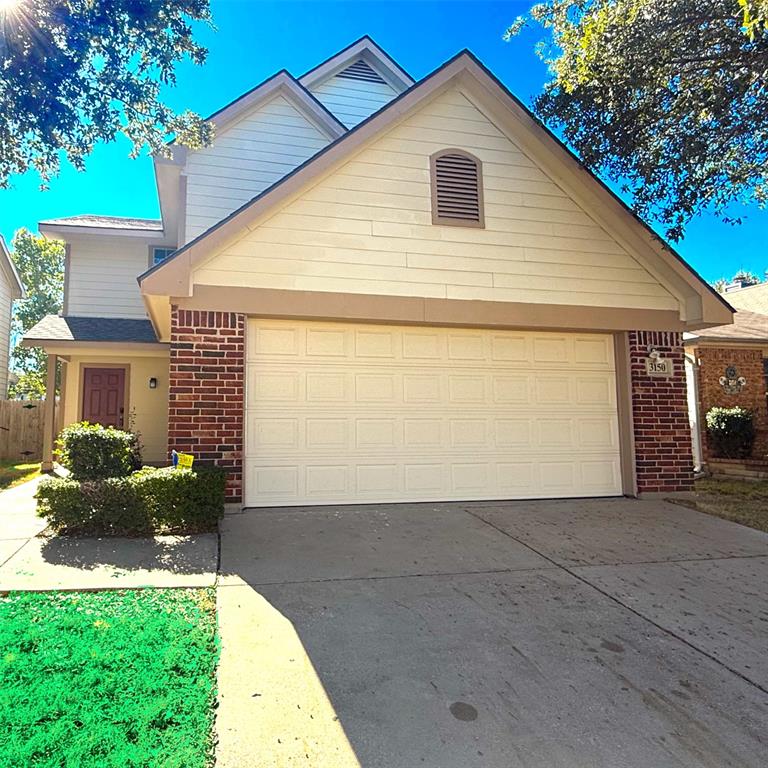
[23,315,160,344]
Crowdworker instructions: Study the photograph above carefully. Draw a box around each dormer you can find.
[299,36,413,128]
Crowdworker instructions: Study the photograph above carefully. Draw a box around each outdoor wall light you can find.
[149,377,158,389]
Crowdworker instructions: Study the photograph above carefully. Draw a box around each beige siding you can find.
[184,95,331,243]
[61,353,169,462]
[0,274,11,398]
[310,74,398,128]
[194,87,678,313]
[66,236,149,318]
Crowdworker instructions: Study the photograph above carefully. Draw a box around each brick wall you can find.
[168,308,245,503]
[696,346,767,461]
[629,331,693,493]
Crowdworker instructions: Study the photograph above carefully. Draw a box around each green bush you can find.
[706,406,756,459]
[58,422,142,480]
[133,465,227,533]
[36,476,149,536]
[36,465,226,535]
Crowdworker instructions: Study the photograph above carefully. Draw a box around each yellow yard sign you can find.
[176,452,195,469]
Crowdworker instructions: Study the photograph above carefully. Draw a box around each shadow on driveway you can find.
[215,497,768,768]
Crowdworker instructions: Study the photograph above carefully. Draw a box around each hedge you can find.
[706,406,756,459]
[57,422,142,481]
[36,466,226,536]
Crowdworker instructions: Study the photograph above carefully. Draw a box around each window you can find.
[430,149,484,227]
[151,247,175,266]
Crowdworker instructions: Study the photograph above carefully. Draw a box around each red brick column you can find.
[168,308,245,503]
[628,330,693,493]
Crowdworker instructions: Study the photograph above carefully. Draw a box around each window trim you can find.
[148,245,176,268]
[429,148,485,228]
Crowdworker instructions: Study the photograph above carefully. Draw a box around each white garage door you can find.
[244,320,622,507]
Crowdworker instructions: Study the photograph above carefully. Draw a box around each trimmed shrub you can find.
[706,406,756,459]
[36,476,149,536]
[132,465,227,533]
[58,422,142,481]
[36,465,225,535]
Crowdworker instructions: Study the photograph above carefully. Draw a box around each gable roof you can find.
[685,310,768,344]
[200,69,347,141]
[0,235,24,299]
[139,48,731,328]
[299,35,414,92]
[720,282,768,315]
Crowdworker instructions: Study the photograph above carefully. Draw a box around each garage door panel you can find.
[245,320,622,506]
[356,419,398,449]
[244,456,621,505]
[574,336,612,364]
[404,419,443,447]
[307,465,348,496]
[306,418,348,449]
[245,413,618,457]
[355,329,397,358]
[306,372,348,401]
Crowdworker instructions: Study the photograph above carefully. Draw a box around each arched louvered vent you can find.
[336,59,387,84]
[430,150,484,227]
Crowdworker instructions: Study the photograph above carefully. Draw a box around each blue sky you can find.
[1,0,765,284]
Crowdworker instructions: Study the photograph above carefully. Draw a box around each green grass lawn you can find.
[686,477,768,533]
[0,461,41,490]
[0,589,218,768]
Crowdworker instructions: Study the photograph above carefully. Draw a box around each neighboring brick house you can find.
[684,309,768,471]
[23,37,734,506]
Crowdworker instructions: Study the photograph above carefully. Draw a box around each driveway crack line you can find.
[217,563,559,588]
[463,507,768,696]
[570,552,768,568]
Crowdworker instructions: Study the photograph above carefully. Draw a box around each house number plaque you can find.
[645,357,672,377]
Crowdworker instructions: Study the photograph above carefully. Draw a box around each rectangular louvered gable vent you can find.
[431,151,484,227]
[336,59,387,84]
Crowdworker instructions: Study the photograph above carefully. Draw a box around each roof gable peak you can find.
[299,35,413,92]
[200,70,346,143]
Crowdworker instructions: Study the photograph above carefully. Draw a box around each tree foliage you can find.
[8,230,64,399]
[712,268,763,293]
[506,1,768,240]
[0,0,213,188]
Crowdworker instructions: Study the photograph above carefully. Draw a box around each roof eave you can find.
[39,222,165,240]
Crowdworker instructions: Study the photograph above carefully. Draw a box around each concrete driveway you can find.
[217,498,768,768]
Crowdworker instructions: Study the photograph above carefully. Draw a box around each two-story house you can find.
[23,37,733,507]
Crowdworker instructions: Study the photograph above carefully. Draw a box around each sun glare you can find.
[0,0,20,11]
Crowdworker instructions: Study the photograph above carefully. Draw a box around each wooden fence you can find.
[0,400,44,462]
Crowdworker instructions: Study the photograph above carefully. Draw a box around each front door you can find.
[82,368,126,428]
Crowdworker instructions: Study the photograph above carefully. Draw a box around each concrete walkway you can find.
[0,478,217,591]
[216,498,768,768]
[0,476,47,570]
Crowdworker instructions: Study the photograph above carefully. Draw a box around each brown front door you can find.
[82,368,126,428]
